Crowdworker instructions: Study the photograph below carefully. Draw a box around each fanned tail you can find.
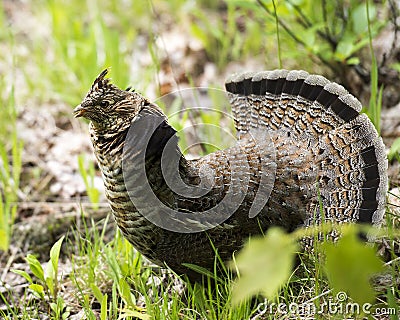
[225,70,387,225]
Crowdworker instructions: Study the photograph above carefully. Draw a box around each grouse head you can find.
[73,69,148,129]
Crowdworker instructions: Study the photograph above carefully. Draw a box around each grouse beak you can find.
[73,104,86,118]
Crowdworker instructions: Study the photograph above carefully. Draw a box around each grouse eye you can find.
[100,100,109,108]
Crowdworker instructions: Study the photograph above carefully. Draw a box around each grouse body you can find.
[74,69,387,281]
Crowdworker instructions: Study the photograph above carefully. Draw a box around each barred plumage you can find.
[225,70,387,225]
[74,69,387,281]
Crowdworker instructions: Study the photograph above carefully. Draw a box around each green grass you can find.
[4,212,399,319]
[0,0,399,319]
[78,154,101,210]
[0,73,22,251]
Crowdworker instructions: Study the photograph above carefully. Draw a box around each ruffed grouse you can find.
[74,69,387,281]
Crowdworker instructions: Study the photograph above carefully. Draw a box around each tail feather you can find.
[225,70,387,225]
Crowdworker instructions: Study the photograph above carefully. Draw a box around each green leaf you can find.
[118,278,135,306]
[90,283,104,303]
[388,137,400,161]
[50,235,65,275]
[11,269,33,284]
[100,294,108,320]
[386,288,398,320]
[231,228,297,304]
[182,263,216,279]
[46,275,54,297]
[26,254,45,282]
[301,27,316,48]
[0,187,13,252]
[0,229,9,251]
[119,308,150,320]
[231,0,260,10]
[335,38,355,60]
[352,3,376,34]
[50,302,58,314]
[346,57,360,65]
[190,24,208,47]
[323,231,383,305]
[45,235,65,296]
[29,283,45,299]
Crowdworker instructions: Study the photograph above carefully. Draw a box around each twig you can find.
[287,0,338,50]
[256,0,337,72]
[384,256,400,266]
[271,0,282,68]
